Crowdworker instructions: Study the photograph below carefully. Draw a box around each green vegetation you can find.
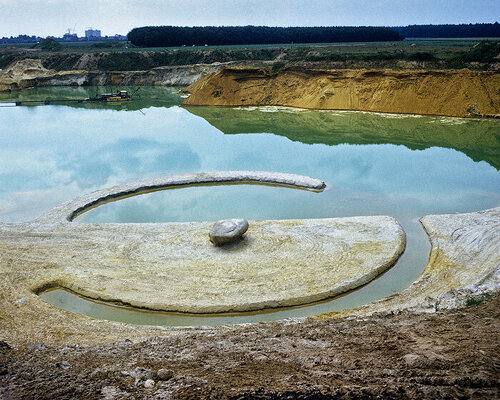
[465,295,491,308]
[43,53,82,70]
[89,41,125,49]
[302,50,437,62]
[1,38,498,72]
[0,52,18,69]
[271,61,286,74]
[458,40,500,63]
[40,47,282,71]
[392,22,500,38]
[97,52,154,71]
[36,38,62,52]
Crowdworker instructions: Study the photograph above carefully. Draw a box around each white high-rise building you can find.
[85,29,101,39]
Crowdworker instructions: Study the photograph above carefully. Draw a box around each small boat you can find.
[1,89,134,107]
[97,90,132,102]
[85,90,132,102]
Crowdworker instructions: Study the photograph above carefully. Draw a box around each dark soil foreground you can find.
[1,297,499,400]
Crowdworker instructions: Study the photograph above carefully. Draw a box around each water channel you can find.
[0,86,498,325]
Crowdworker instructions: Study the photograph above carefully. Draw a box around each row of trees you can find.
[127,26,403,47]
[0,34,42,44]
[392,23,500,38]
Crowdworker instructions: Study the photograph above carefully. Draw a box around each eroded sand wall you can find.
[182,67,500,117]
[0,59,223,91]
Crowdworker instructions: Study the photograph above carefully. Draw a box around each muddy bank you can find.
[182,66,500,118]
[0,59,223,91]
[1,297,499,399]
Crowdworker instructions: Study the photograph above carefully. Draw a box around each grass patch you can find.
[455,40,500,63]
[0,52,19,69]
[1,39,498,71]
[36,38,62,52]
[97,52,155,71]
[271,61,286,74]
[465,295,490,308]
[43,53,82,70]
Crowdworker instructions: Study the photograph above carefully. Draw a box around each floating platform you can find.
[0,90,132,106]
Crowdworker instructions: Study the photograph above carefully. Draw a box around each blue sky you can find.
[1,0,499,37]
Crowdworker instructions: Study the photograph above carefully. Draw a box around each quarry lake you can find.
[1,86,499,325]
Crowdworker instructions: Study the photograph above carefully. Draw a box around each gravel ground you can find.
[1,296,498,399]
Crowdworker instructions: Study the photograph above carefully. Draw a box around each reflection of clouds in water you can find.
[80,185,322,223]
[65,159,113,190]
[1,103,499,223]
[310,144,499,197]
[0,184,81,222]
[0,106,207,221]
[57,137,201,189]
[0,153,71,193]
[150,144,201,172]
[226,151,273,171]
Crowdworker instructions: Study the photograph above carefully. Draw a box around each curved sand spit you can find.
[36,171,326,224]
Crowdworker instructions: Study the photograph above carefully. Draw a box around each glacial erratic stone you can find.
[210,218,249,246]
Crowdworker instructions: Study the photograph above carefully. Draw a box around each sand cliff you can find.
[182,66,500,118]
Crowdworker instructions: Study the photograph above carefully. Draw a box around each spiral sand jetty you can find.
[0,171,405,316]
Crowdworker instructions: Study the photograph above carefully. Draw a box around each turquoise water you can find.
[1,86,499,325]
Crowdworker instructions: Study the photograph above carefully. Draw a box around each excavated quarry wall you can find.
[35,64,223,88]
[2,60,499,118]
[0,59,223,91]
[182,67,500,118]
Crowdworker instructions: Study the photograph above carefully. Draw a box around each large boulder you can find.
[209,218,249,246]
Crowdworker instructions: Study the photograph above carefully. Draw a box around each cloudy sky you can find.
[1,0,499,38]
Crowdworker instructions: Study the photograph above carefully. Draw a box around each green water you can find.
[0,86,499,325]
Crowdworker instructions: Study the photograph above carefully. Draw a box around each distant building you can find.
[85,29,101,39]
[62,33,78,41]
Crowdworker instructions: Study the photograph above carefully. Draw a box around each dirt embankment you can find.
[1,297,499,399]
[182,66,500,118]
[0,58,56,91]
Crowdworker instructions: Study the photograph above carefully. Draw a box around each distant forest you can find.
[127,26,403,47]
[392,23,500,38]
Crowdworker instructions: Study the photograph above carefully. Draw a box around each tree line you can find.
[392,23,500,38]
[127,26,403,47]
